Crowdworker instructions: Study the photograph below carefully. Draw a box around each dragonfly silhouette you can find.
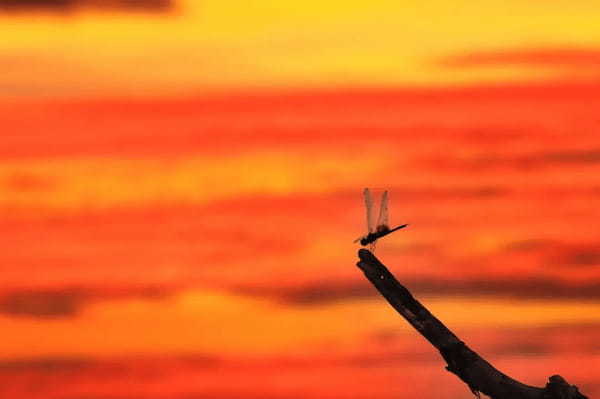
[354,188,408,248]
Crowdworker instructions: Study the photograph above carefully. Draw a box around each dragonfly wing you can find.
[377,190,389,228]
[364,188,375,233]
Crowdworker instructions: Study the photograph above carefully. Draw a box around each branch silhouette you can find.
[356,249,588,399]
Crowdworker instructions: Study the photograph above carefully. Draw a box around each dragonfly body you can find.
[355,188,407,249]
[359,223,408,246]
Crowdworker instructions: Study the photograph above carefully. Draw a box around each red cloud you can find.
[441,47,600,69]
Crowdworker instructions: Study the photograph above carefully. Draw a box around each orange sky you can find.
[1,1,600,398]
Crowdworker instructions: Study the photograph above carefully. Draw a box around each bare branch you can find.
[356,249,588,399]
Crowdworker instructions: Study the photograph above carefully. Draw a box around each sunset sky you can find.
[1,1,600,398]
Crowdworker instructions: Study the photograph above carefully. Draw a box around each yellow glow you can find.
[2,0,600,96]
[1,291,599,359]
[0,153,388,213]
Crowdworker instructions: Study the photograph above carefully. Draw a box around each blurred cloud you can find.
[0,289,85,318]
[0,0,174,12]
[237,280,374,306]
[367,323,600,360]
[536,150,600,165]
[506,240,600,268]
[343,351,437,367]
[490,341,552,357]
[0,357,94,374]
[544,245,600,268]
[0,287,171,318]
[424,148,600,171]
[568,251,600,267]
[442,48,600,69]
[409,278,600,301]
[439,47,600,84]
[0,0,76,11]
[485,324,600,358]
[236,274,600,305]
[3,171,55,192]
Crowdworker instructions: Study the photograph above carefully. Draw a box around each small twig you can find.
[356,249,588,399]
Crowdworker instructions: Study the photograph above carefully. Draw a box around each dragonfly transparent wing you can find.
[364,188,375,233]
[377,190,389,228]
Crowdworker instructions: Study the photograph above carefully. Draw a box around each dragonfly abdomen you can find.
[359,224,408,246]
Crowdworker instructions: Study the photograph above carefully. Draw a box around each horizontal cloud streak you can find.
[237,275,600,305]
[0,356,94,374]
[0,331,597,399]
[0,0,174,12]
[441,48,600,69]
[0,287,171,318]
[0,290,84,318]
[3,83,600,159]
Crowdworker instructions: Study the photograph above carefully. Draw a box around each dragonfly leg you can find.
[370,241,377,252]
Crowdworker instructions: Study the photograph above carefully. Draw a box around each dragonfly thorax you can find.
[376,224,390,233]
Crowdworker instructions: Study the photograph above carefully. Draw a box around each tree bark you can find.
[356,249,588,399]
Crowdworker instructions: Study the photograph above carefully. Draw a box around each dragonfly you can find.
[354,188,408,249]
